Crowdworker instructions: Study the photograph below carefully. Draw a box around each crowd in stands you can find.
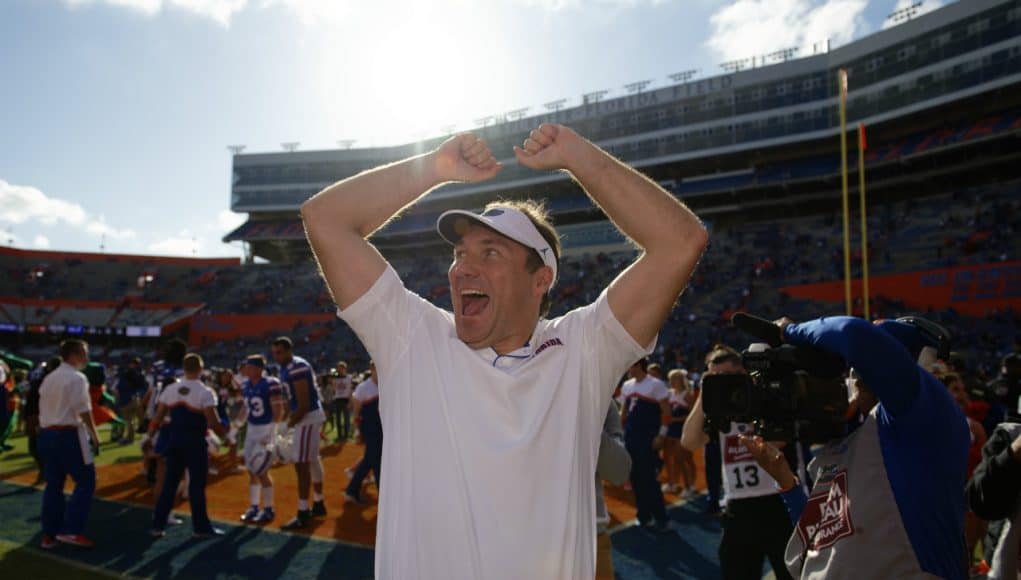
[2,182,1019,382]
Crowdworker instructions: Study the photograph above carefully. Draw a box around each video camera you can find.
[701,313,848,444]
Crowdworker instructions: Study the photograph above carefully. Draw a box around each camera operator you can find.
[741,315,969,580]
[682,345,798,580]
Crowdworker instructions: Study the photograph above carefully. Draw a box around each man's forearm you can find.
[81,412,99,444]
[564,138,705,256]
[784,317,919,415]
[302,153,442,239]
[681,396,709,451]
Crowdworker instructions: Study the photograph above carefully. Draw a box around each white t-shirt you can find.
[335,375,354,399]
[352,378,378,402]
[157,378,217,410]
[620,375,668,410]
[338,265,652,580]
[39,362,91,428]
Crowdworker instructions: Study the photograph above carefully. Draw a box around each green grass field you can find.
[1,423,144,478]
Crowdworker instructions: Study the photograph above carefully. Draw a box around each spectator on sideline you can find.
[25,358,61,485]
[214,368,243,472]
[345,361,381,504]
[620,358,671,532]
[333,361,353,442]
[595,399,632,579]
[38,339,101,549]
[320,367,337,437]
[663,368,696,498]
[0,360,14,452]
[940,371,987,574]
[115,358,147,445]
[302,123,706,577]
[989,353,1021,421]
[149,353,228,538]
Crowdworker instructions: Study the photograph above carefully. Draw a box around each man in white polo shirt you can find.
[301,123,708,578]
[37,339,101,549]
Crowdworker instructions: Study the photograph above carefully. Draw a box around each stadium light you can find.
[336,140,357,149]
[544,99,568,112]
[888,2,923,24]
[582,90,609,105]
[721,58,750,73]
[506,107,530,121]
[767,47,800,63]
[281,142,300,152]
[474,116,494,127]
[668,70,699,84]
[624,80,652,94]
[227,145,246,155]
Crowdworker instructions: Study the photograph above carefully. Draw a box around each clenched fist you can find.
[513,123,583,172]
[431,133,503,183]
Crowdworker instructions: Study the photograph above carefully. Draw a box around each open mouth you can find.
[460,290,490,317]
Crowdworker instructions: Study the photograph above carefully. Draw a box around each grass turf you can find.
[1,424,144,478]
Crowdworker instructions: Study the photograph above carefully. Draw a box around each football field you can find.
[0,425,742,579]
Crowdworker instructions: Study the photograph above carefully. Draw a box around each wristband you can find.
[659,425,669,437]
[779,476,800,493]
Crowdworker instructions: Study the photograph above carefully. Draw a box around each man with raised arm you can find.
[301,124,708,579]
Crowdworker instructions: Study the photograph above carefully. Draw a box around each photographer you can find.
[682,345,798,580]
[741,315,969,580]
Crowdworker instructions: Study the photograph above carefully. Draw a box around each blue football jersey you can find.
[242,377,283,426]
[151,360,184,389]
[279,355,322,413]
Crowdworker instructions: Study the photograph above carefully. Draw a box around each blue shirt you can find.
[279,355,322,414]
[151,360,183,389]
[116,367,146,406]
[242,376,282,426]
[783,316,969,580]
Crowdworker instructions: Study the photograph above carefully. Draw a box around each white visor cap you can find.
[436,206,558,284]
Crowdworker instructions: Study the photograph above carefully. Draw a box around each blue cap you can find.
[874,320,926,360]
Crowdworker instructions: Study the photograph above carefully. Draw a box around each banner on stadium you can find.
[781,261,1021,316]
[189,313,335,344]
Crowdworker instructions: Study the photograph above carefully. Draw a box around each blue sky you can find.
[0,0,944,257]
